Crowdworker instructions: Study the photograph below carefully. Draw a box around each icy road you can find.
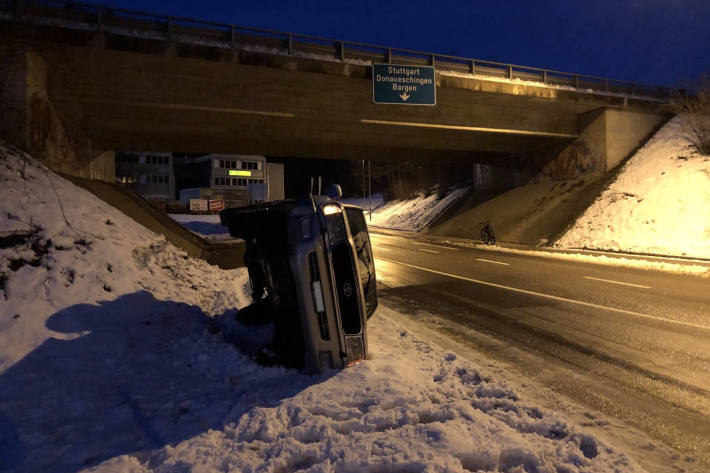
[370,231,710,466]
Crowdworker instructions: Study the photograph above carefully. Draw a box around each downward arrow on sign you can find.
[399,92,411,101]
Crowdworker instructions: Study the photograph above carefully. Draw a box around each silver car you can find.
[220,194,377,373]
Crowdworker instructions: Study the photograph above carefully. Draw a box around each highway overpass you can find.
[0,0,669,182]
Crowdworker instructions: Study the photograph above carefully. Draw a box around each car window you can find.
[344,207,378,318]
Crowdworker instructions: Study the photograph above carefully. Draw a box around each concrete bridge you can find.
[0,0,670,182]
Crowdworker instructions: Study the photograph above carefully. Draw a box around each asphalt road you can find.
[369,232,710,467]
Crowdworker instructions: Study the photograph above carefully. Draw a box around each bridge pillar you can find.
[0,47,115,181]
[540,108,667,180]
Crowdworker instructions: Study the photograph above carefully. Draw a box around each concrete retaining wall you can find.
[539,107,668,180]
[0,47,115,182]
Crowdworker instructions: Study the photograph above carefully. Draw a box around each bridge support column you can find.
[540,108,667,180]
[0,47,115,181]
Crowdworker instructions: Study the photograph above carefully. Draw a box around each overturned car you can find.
[220,191,377,374]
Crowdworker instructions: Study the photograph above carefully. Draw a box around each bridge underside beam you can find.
[52,97,571,160]
[39,43,585,161]
[2,33,667,182]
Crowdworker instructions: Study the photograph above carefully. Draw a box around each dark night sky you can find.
[104,0,709,87]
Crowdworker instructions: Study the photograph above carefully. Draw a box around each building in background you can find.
[115,151,175,203]
[178,154,284,208]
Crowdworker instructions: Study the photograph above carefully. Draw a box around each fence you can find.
[1,0,673,99]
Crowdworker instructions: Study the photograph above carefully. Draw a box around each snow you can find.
[557,117,710,260]
[344,188,469,233]
[437,70,664,102]
[0,143,663,472]
[427,175,606,246]
[340,192,385,213]
[89,306,643,473]
[168,213,233,242]
[171,189,464,238]
[449,243,710,278]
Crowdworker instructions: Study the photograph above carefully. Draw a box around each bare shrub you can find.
[667,75,710,155]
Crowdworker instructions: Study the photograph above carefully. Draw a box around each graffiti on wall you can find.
[540,140,602,180]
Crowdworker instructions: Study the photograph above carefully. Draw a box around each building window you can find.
[116,154,139,164]
[241,161,258,170]
[218,159,237,169]
[147,175,169,184]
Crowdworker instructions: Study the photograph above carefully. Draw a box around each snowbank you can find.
[340,192,385,212]
[168,213,233,241]
[454,243,710,278]
[354,188,470,232]
[1,144,646,472]
[92,306,642,473]
[557,118,710,259]
[0,144,251,472]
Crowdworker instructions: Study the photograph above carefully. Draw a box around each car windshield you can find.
[344,207,378,318]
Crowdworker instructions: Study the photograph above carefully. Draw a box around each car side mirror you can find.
[324,184,342,200]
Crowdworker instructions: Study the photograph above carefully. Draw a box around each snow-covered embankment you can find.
[557,118,710,259]
[347,188,469,232]
[1,144,647,472]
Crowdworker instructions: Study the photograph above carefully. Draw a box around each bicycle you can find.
[480,221,496,245]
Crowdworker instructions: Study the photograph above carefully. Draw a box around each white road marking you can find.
[378,256,710,331]
[584,276,651,289]
[373,246,392,252]
[476,258,510,266]
[413,242,457,250]
[419,249,439,254]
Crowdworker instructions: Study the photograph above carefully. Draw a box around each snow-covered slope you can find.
[428,175,605,245]
[94,305,645,473]
[0,144,656,472]
[557,118,710,259]
[355,188,470,232]
[168,213,234,241]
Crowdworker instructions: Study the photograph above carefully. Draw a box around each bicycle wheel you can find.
[481,226,496,245]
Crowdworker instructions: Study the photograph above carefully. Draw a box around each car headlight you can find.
[322,203,342,215]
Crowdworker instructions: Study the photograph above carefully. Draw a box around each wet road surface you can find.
[370,232,710,468]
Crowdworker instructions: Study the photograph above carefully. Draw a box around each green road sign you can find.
[372,64,436,105]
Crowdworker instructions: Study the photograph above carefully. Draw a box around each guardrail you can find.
[2,0,673,100]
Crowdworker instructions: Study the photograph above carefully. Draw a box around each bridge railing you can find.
[2,0,673,100]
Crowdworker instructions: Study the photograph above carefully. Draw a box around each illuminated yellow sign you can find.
[228,170,252,176]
